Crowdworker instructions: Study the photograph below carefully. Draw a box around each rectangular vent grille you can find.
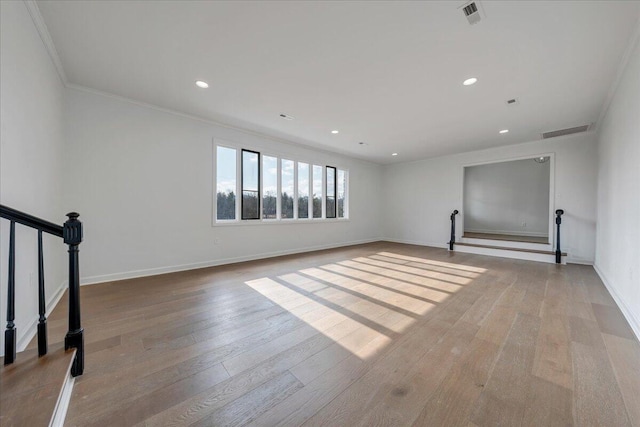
[542,125,590,139]
[462,1,481,25]
[463,2,478,16]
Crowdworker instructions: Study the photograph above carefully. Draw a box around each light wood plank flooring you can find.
[36,242,639,426]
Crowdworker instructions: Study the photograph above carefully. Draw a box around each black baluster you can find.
[63,212,84,376]
[37,230,47,357]
[555,209,564,264]
[449,210,459,251]
[4,221,16,365]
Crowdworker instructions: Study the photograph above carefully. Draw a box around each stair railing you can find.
[449,210,459,250]
[1,205,84,376]
[555,209,564,264]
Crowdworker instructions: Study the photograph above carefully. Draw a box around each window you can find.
[281,159,295,219]
[312,165,323,218]
[326,166,337,218]
[242,150,260,220]
[262,155,277,219]
[216,146,237,220]
[214,143,348,224]
[337,169,347,218]
[297,162,310,219]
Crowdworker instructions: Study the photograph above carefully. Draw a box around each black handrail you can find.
[0,204,63,237]
[0,205,83,376]
[555,209,564,264]
[449,210,459,251]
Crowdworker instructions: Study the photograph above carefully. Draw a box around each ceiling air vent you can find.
[461,1,482,25]
[542,124,590,139]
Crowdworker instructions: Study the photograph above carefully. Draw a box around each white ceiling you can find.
[37,1,640,164]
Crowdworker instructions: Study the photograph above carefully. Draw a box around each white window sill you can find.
[213,218,350,227]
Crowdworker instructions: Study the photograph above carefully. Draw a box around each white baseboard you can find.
[594,264,640,342]
[16,281,67,352]
[381,238,448,249]
[566,257,594,265]
[80,238,382,286]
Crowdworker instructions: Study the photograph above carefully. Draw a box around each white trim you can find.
[594,264,640,342]
[460,151,555,169]
[50,373,75,427]
[566,257,593,266]
[595,15,640,131]
[16,281,67,353]
[67,84,379,166]
[463,228,548,238]
[212,138,350,225]
[213,218,350,227]
[23,0,68,85]
[460,237,551,251]
[396,131,594,167]
[460,152,556,246]
[454,244,566,265]
[79,238,380,286]
[382,238,448,250]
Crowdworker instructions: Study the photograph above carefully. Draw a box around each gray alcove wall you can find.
[463,157,551,238]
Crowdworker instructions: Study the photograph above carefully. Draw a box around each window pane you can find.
[281,159,294,218]
[263,156,277,219]
[242,150,260,219]
[326,166,336,218]
[298,162,309,219]
[242,151,259,191]
[216,146,236,220]
[338,169,346,218]
[313,165,323,218]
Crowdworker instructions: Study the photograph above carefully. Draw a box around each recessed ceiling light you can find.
[463,77,478,86]
[392,153,398,156]
[499,129,509,134]
[279,113,294,121]
[331,130,339,134]
[195,80,209,89]
[358,142,368,146]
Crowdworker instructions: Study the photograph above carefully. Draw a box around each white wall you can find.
[382,132,598,264]
[63,89,382,283]
[595,30,640,339]
[0,1,67,353]
[464,158,550,237]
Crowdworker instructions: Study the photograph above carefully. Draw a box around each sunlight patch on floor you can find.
[244,252,483,360]
[378,251,488,273]
[353,257,473,285]
[319,263,448,304]
[299,267,432,316]
[337,259,464,294]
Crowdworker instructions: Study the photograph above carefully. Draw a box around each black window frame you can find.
[241,149,261,220]
[326,166,337,219]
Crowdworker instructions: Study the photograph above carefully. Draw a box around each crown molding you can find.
[21,0,378,167]
[65,83,381,167]
[23,0,68,85]
[594,13,640,131]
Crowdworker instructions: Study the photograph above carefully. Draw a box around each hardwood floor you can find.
[36,242,639,426]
